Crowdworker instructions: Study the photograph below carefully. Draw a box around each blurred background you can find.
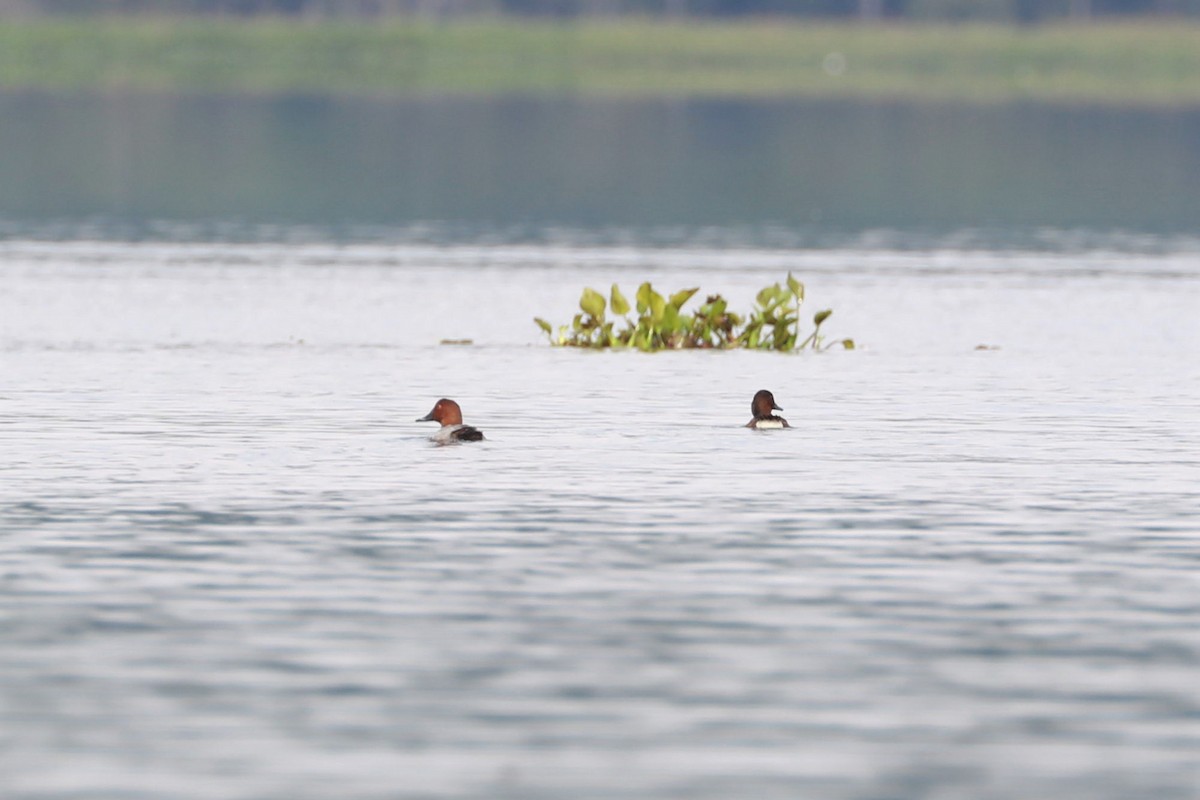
[1,0,1198,20]
[1,0,1198,247]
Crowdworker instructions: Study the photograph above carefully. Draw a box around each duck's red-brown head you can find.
[751,389,783,420]
[417,398,464,427]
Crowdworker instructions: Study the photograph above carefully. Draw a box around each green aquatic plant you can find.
[534,274,854,352]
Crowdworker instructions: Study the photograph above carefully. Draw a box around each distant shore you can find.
[2,18,1198,106]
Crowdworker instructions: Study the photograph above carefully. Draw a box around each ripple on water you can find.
[1,242,1199,799]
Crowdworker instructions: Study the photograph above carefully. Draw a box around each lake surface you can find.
[2,94,1200,241]
[2,238,1198,799]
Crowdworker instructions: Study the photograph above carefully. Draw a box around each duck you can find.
[417,398,485,443]
[746,389,789,429]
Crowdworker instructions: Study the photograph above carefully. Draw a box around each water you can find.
[3,94,1200,239]
[2,239,1198,799]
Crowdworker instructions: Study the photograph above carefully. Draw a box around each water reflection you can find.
[1,93,1199,241]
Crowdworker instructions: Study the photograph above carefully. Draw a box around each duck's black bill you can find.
[417,412,435,422]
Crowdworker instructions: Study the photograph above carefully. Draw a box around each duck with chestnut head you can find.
[746,389,789,430]
[417,398,485,443]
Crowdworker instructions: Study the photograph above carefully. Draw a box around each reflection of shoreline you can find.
[2,95,1196,238]
[1,19,1199,107]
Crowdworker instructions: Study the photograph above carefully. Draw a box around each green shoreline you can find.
[2,18,1200,106]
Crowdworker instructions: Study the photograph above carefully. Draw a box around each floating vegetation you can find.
[535,274,854,352]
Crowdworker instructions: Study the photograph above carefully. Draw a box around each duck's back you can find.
[452,425,485,442]
[433,424,484,443]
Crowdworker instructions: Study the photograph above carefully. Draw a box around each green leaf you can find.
[669,287,698,311]
[662,304,681,332]
[645,287,666,323]
[580,287,606,320]
[841,338,856,350]
[534,317,552,334]
[636,282,654,314]
[787,273,805,302]
[610,284,631,316]
[601,321,614,345]
[759,283,787,308]
[813,309,833,326]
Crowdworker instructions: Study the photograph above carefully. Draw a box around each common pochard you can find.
[417,398,485,443]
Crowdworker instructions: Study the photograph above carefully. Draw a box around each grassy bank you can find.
[1,18,1199,105]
